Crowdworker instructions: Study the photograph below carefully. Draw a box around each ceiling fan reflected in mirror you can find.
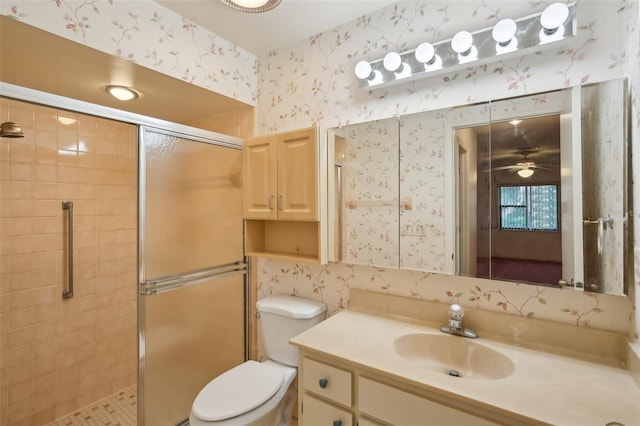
[490,151,552,179]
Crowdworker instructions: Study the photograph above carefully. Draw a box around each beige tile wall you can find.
[0,97,138,426]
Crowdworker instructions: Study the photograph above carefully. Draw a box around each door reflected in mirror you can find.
[455,115,563,287]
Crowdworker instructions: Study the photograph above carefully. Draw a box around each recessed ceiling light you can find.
[105,85,139,101]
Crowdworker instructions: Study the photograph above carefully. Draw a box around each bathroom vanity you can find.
[290,290,640,426]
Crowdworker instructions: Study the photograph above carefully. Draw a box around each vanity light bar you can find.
[355,2,577,89]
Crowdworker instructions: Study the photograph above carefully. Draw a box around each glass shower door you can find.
[138,127,247,426]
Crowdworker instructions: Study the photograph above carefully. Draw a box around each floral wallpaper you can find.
[1,0,258,106]
[581,79,627,296]
[256,0,638,336]
[257,258,632,333]
[341,118,400,268]
[2,0,638,338]
[623,0,640,349]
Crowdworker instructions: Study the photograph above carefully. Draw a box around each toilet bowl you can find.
[189,295,326,426]
[188,360,297,426]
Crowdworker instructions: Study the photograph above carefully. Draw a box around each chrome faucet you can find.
[440,303,478,339]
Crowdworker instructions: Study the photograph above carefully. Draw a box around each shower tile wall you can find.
[0,97,138,426]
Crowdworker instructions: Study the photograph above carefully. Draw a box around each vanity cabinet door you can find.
[358,377,499,426]
[302,394,353,426]
[302,357,352,407]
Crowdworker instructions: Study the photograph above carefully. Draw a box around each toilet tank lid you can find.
[257,295,327,319]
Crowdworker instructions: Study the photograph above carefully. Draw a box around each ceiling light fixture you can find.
[105,85,139,101]
[517,168,534,178]
[354,2,576,90]
[220,0,280,13]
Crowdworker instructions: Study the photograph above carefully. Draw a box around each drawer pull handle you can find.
[318,378,328,388]
[333,421,342,426]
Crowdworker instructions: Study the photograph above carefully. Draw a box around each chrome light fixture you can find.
[354,2,577,90]
[0,121,24,138]
[220,0,280,13]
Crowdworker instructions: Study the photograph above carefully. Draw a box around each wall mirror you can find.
[329,77,630,297]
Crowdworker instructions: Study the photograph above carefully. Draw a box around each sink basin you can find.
[393,333,515,380]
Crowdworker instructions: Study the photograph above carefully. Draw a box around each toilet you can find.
[189,295,327,426]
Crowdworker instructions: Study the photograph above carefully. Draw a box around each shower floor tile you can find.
[50,385,137,426]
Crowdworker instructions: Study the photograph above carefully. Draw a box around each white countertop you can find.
[290,309,640,426]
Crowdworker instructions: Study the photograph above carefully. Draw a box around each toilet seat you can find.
[192,360,284,421]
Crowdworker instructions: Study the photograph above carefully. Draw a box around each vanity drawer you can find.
[357,417,384,426]
[358,377,499,426]
[302,357,352,407]
[302,394,353,426]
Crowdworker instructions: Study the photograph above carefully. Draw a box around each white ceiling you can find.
[156,0,397,56]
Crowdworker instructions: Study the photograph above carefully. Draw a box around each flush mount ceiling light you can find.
[105,85,139,101]
[220,0,280,13]
[354,2,576,90]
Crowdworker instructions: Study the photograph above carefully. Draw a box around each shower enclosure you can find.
[1,90,248,425]
[0,96,138,424]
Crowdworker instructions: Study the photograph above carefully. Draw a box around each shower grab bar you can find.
[62,201,74,299]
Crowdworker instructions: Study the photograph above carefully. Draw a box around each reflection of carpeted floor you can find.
[477,257,562,286]
[50,385,137,426]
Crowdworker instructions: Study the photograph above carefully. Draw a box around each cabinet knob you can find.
[332,420,342,426]
[268,195,274,210]
[318,378,328,388]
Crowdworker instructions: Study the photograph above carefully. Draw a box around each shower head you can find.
[0,122,24,138]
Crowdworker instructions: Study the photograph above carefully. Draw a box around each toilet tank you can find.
[256,295,327,367]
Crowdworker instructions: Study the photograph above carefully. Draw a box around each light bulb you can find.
[492,18,518,54]
[230,0,269,7]
[451,31,473,55]
[383,52,402,72]
[415,43,435,64]
[415,42,443,72]
[541,2,569,34]
[355,61,373,80]
[451,31,477,63]
[354,60,383,86]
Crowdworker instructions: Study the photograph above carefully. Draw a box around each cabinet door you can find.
[302,394,353,426]
[243,135,277,219]
[358,377,499,426]
[277,128,318,220]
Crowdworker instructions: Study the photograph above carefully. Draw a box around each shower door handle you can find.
[62,201,74,299]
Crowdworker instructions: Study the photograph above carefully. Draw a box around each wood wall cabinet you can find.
[298,353,504,426]
[243,127,328,263]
